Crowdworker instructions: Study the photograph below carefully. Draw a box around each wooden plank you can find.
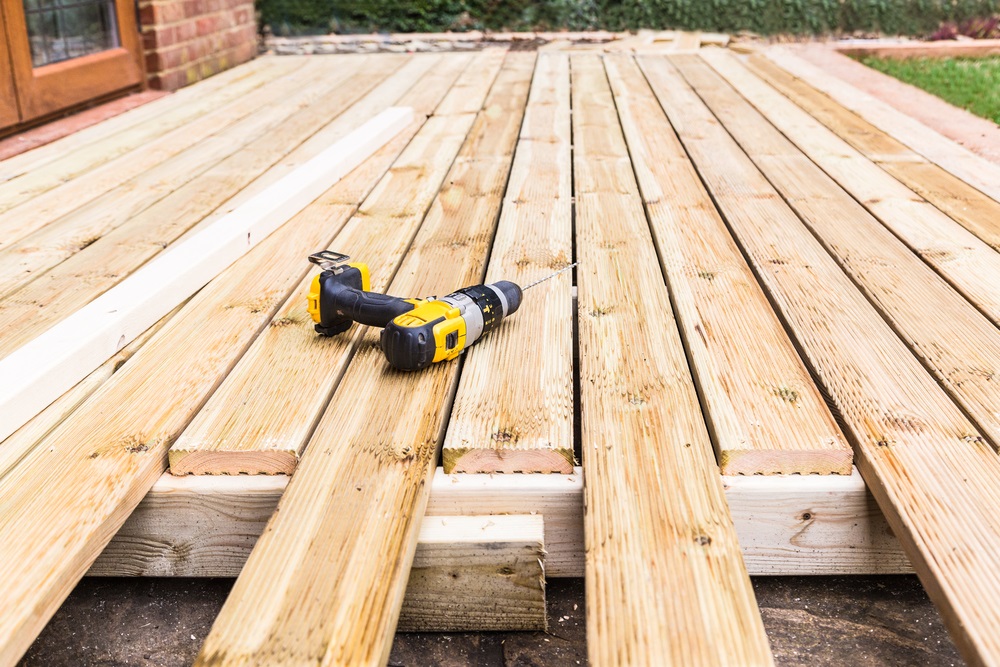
[571,54,772,666]
[442,53,575,474]
[603,54,849,476]
[0,56,283,183]
[0,107,411,446]
[95,509,547,633]
[193,52,533,667]
[0,57,381,302]
[0,56,404,356]
[0,91,428,666]
[188,54,453,220]
[0,302,184,480]
[697,51,1000,328]
[762,46,1000,205]
[685,52,1000,454]
[0,59,351,252]
[724,471,911,576]
[834,39,1000,59]
[167,52,498,475]
[640,53,1000,667]
[744,53,1000,252]
[93,466,912,579]
[0,57,295,210]
[396,514,546,632]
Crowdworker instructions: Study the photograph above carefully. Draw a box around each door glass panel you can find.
[23,0,120,67]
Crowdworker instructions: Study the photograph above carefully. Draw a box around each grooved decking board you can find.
[0,58,384,304]
[683,52,1000,452]
[442,53,575,474]
[0,103,426,666]
[696,50,1000,328]
[0,57,406,356]
[572,54,772,666]
[193,52,533,667]
[0,59,304,250]
[604,54,849,476]
[640,54,1000,667]
[763,46,1000,205]
[0,58,295,214]
[0,106,411,446]
[0,57,284,184]
[181,54,448,227]
[744,54,1000,252]
[169,51,502,475]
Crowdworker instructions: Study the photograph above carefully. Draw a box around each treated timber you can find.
[3,53,454,475]
[744,54,1000,252]
[698,51,1000,327]
[0,57,283,184]
[641,54,1000,667]
[0,57,406,355]
[0,97,432,666]
[571,54,772,666]
[683,53,1000,453]
[96,505,547,633]
[0,107,411,446]
[0,58,304,249]
[0,58,385,302]
[0,57,293,211]
[193,52,534,667]
[604,54,849,476]
[169,51,502,475]
[396,514,546,632]
[442,53,575,474]
[764,46,1000,204]
[0,302,184,479]
[94,466,911,579]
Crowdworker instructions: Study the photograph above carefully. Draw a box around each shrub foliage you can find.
[259,0,999,38]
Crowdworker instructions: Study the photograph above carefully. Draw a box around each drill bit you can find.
[522,262,578,291]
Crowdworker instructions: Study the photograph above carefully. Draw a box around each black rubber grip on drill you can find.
[315,267,415,336]
[380,318,441,371]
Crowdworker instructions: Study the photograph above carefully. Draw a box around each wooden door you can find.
[0,4,20,130]
[0,0,143,125]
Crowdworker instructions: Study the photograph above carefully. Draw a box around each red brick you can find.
[153,1,186,24]
[149,68,188,91]
[170,20,193,42]
[195,15,219,36]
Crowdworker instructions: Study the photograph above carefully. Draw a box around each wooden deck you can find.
[1,45,999,666]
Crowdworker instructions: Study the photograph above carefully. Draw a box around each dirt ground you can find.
[20,575,962,666]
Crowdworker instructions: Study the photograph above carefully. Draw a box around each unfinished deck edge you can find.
[93,466,911,582]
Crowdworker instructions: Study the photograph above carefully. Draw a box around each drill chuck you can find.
[380,282,521,371]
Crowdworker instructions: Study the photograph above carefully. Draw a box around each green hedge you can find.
[260,0,999,37]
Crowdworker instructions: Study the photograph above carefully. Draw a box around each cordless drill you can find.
[306,251,523,371]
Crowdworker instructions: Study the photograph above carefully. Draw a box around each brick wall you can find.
[140,0,258,91]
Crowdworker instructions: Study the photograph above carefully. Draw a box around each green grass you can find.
[859,56,1000,124]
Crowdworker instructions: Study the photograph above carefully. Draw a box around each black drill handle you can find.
[315,267,416,336]
[332,288,416,327]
